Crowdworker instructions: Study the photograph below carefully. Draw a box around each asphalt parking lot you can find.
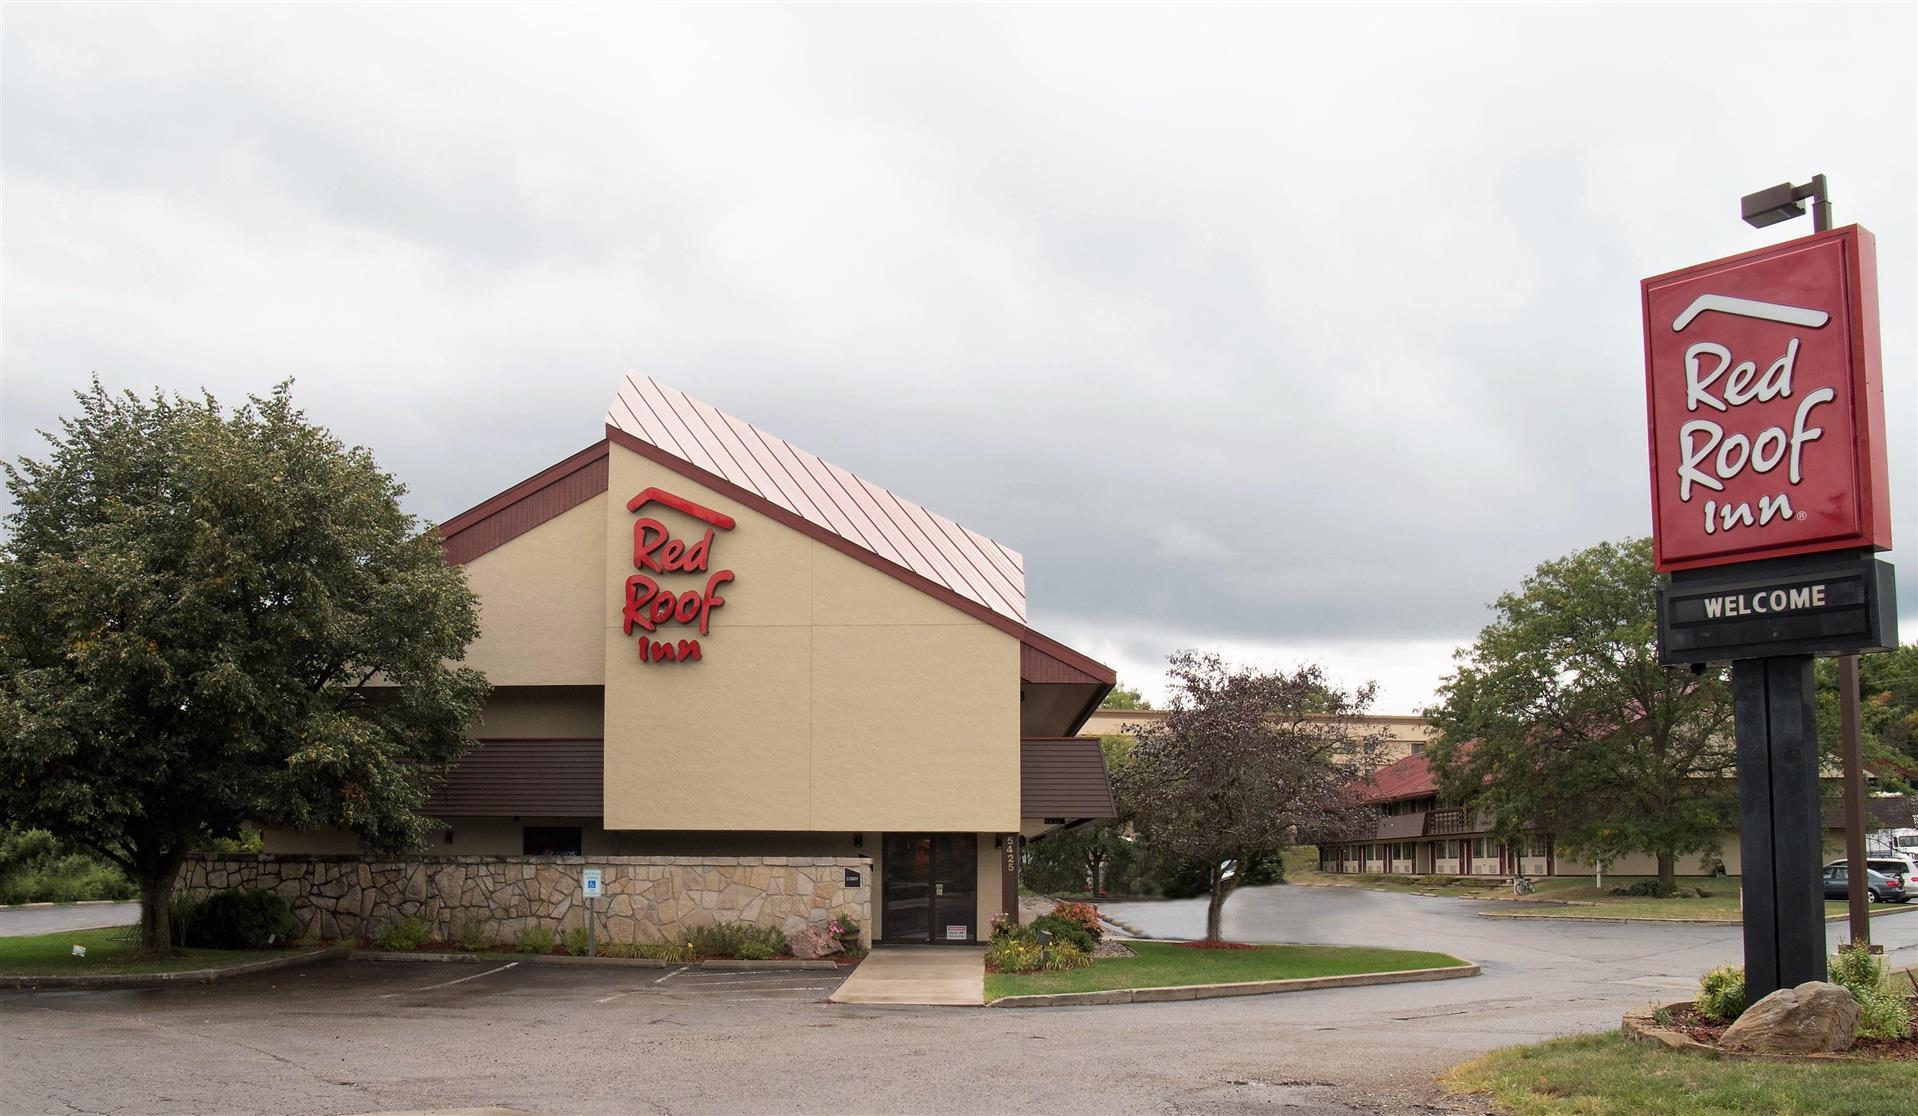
[8,886,1917,1116]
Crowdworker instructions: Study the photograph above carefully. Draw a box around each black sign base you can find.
[1733,655,1827,1001]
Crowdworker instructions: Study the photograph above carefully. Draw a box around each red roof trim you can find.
[438,441,611,565]
[605,423,1115,685]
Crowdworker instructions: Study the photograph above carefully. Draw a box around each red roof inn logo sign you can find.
[1646,225,1897,667]
[1642,225,1891,572]
[622,487,735,663]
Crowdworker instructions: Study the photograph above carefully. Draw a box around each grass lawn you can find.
[1445,1030,1915,1115]
[0,925,276,976]
[984,940,1465,1001]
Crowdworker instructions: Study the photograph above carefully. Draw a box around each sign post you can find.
[1643,217,1897,1001]
[582,868,603,958]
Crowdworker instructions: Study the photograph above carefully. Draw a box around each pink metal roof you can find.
[607,376,1027,625]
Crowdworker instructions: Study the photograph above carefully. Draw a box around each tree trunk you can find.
[1656,851,1677,894]
[137,846,189,958]
[1205,863,1232,942]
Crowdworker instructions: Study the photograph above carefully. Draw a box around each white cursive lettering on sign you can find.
[1670,298,1832,537]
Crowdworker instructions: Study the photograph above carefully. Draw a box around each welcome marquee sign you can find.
[622,487,735,663]
[1644,226,1897,664]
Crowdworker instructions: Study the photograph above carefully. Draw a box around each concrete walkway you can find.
[827,945,985,1005]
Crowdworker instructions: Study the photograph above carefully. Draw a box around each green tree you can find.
[1815,646,1918,791]
[1117,652,1385,940]
[0,383,489,955]
[1101,684,1152,710]
[1427,538,1736,891]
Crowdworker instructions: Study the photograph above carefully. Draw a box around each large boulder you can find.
[787,925,843,960]
[1720,981,1860,1054]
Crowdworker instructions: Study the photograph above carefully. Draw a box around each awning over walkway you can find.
[1020,738,1117,820]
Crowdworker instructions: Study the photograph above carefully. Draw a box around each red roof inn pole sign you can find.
[622,487,735,664]
[1643,225,1891,571]
[1645,225,1897,665]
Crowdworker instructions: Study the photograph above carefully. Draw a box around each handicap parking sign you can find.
[582,868,603,899]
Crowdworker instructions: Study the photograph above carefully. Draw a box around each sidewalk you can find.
[828,946,985,1006]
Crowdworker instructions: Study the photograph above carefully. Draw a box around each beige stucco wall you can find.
[461,495,608,686]
[601,444,1021,833]
[472,686,604,739]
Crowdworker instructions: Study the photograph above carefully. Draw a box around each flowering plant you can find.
[1050,901,1103,941]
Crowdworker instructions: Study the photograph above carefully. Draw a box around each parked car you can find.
[1822,863,1909,903]
[1824,854,1917,898]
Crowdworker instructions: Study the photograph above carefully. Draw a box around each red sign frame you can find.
[1641,225,1890,573]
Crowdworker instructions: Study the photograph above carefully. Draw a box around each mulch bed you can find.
[1663,1000,1918,1060]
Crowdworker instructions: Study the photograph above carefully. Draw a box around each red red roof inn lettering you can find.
[1641,225,1891,572]
[622,488,734,662]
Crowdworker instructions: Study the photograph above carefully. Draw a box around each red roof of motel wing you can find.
[435,378,1115,687]
[1357,751,1439,804]
[1355,742,1477,805]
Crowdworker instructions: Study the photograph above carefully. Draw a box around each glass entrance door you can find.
[881,834,977,943]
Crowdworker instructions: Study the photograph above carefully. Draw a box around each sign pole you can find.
[1840,653,1870,946]
[1807,182,1875,953]
[1732,655,1828,1000]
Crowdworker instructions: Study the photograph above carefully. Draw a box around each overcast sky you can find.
[4,3,1913,712]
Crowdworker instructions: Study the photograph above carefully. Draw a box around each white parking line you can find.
[379,961,518,997]
[654,965,690,985]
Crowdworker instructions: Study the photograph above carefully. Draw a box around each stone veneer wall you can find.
[178,855,871,947]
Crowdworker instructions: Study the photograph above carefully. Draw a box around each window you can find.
[1410,742,1424,755]
[1473,838,1487,860]
[522,825,582,856]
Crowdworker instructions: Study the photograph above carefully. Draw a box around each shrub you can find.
[1029,913,1096,954]
[564,925,605,957]
[1050,901,1103,942]
[175,888,295,949]
[829,917,864,957]
[1831,943,1914,1041]
[0,828,136,904]
[1626,879,1675,898]
[734,938,775,961]
[1697,965,1747,1021]
[688,922,787,958]
[376,916,432,951]
[986,934,1092,973]
[515,923,556,954]
[604,940,695,963]
[456,919,493,951]
[989,912,1018,940]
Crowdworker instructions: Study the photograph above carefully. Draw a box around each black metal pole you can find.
[1809,174,1832,233]
[1734,655,1828,1001]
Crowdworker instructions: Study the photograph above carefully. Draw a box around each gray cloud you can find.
[5,2,1913,711]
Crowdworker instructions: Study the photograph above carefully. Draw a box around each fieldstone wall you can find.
[178,854,871,947]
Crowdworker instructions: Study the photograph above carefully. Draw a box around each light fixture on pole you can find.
[1741,175,1831,233]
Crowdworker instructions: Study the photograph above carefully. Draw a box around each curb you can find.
[4,947,346,991]
[987,960,1481,1008]
[349,950,841,971]
[1476,903,1918,926]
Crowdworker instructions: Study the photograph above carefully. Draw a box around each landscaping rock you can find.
[787,925,842,960]
[1720,981,1860,1054]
